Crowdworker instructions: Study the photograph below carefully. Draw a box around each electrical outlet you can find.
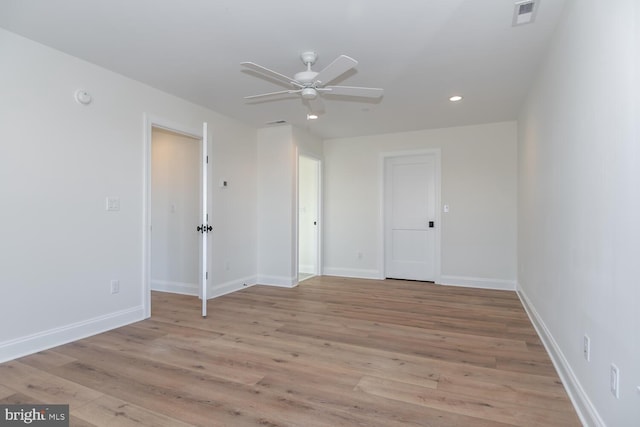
[110,279,120,294]
[357,251,363,260]
[610,364,620,399]
[583,335,590,361]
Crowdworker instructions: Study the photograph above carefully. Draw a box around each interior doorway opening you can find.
[150,127,201,296]
[298,155,321,282]
[143,117,209,318]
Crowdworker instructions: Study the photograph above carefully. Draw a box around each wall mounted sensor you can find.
[75,89,92,105]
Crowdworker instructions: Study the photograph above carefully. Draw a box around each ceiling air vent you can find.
[265,120,287,125]
[512,0,539,26]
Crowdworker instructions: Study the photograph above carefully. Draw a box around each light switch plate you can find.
[106,197,120,211]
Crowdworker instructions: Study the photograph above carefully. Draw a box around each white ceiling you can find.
[0,0,567,139]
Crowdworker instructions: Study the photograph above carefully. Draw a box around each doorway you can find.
[150,127,201,295]
[383,152,440,281]
[143,117,210,318]
[298,155,321,282]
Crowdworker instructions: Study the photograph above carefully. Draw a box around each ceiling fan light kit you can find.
[241,51,383,114]
[301,88,317,99]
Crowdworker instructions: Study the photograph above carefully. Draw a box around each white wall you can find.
[293,125,323,159]
[0,28,257,362]
[256,124,323,286]
[517,0,640,425]
[323,122,517,288]
[256,126,297,286]
[150,128,200,294]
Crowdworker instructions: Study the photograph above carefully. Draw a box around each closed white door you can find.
[384,155,436,281]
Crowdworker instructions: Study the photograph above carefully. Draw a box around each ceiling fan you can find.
[241,51,383,111]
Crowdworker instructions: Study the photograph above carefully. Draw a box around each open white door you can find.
[144,116,212,319]
[200,122,209,317]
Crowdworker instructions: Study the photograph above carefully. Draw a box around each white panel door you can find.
[200,122,209,317]
[385,155,436,281]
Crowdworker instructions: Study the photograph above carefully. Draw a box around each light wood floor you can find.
[0,277,581,426]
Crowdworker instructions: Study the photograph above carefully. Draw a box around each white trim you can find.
[208,275,257,299]
[379,149,442,283]
[294,145,300,285]
[0,306,144,363]
[142,114,203,319]
[517,284,604,427]
[151,280,198,296]
[322,267,382,280]
[257,275,298,288]
[438,275,516,291]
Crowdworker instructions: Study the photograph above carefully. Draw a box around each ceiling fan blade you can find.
[241,62,303,88]
[314,55,358,86]
[321,86,384,98]
[244,89,301,100]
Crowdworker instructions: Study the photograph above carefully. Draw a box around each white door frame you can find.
[142,114,204,318]
[295,151,323,283]
[378,149,442,283]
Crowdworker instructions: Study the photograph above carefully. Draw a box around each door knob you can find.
[197,224,212,233]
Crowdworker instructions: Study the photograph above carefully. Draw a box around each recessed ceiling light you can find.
[307,113,318,120]
[449,95,463,102]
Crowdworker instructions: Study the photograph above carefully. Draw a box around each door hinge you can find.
[206,272,208,280]
[206,155,209,164]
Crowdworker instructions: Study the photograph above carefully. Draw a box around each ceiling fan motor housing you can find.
[301,88,318,99]
[294,70,319,84]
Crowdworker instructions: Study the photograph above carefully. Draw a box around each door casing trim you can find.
[142,114,202,318]
[378,149,442,283]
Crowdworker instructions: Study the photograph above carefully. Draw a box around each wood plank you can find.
[72,395,193,427]
[18,349,77,370]
[0,384,15,400]
[355,375,580,427]
[0,361,102,408]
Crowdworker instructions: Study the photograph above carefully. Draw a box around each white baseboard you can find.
[151,279,198,296]
[322,267,382,280]
[438,275,516,291]
[517,285,604,427]
[0,306,145,363]
[208,275,257,298]
[256,275,298,288]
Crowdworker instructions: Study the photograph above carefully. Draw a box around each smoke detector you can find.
[512,0,539,26]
